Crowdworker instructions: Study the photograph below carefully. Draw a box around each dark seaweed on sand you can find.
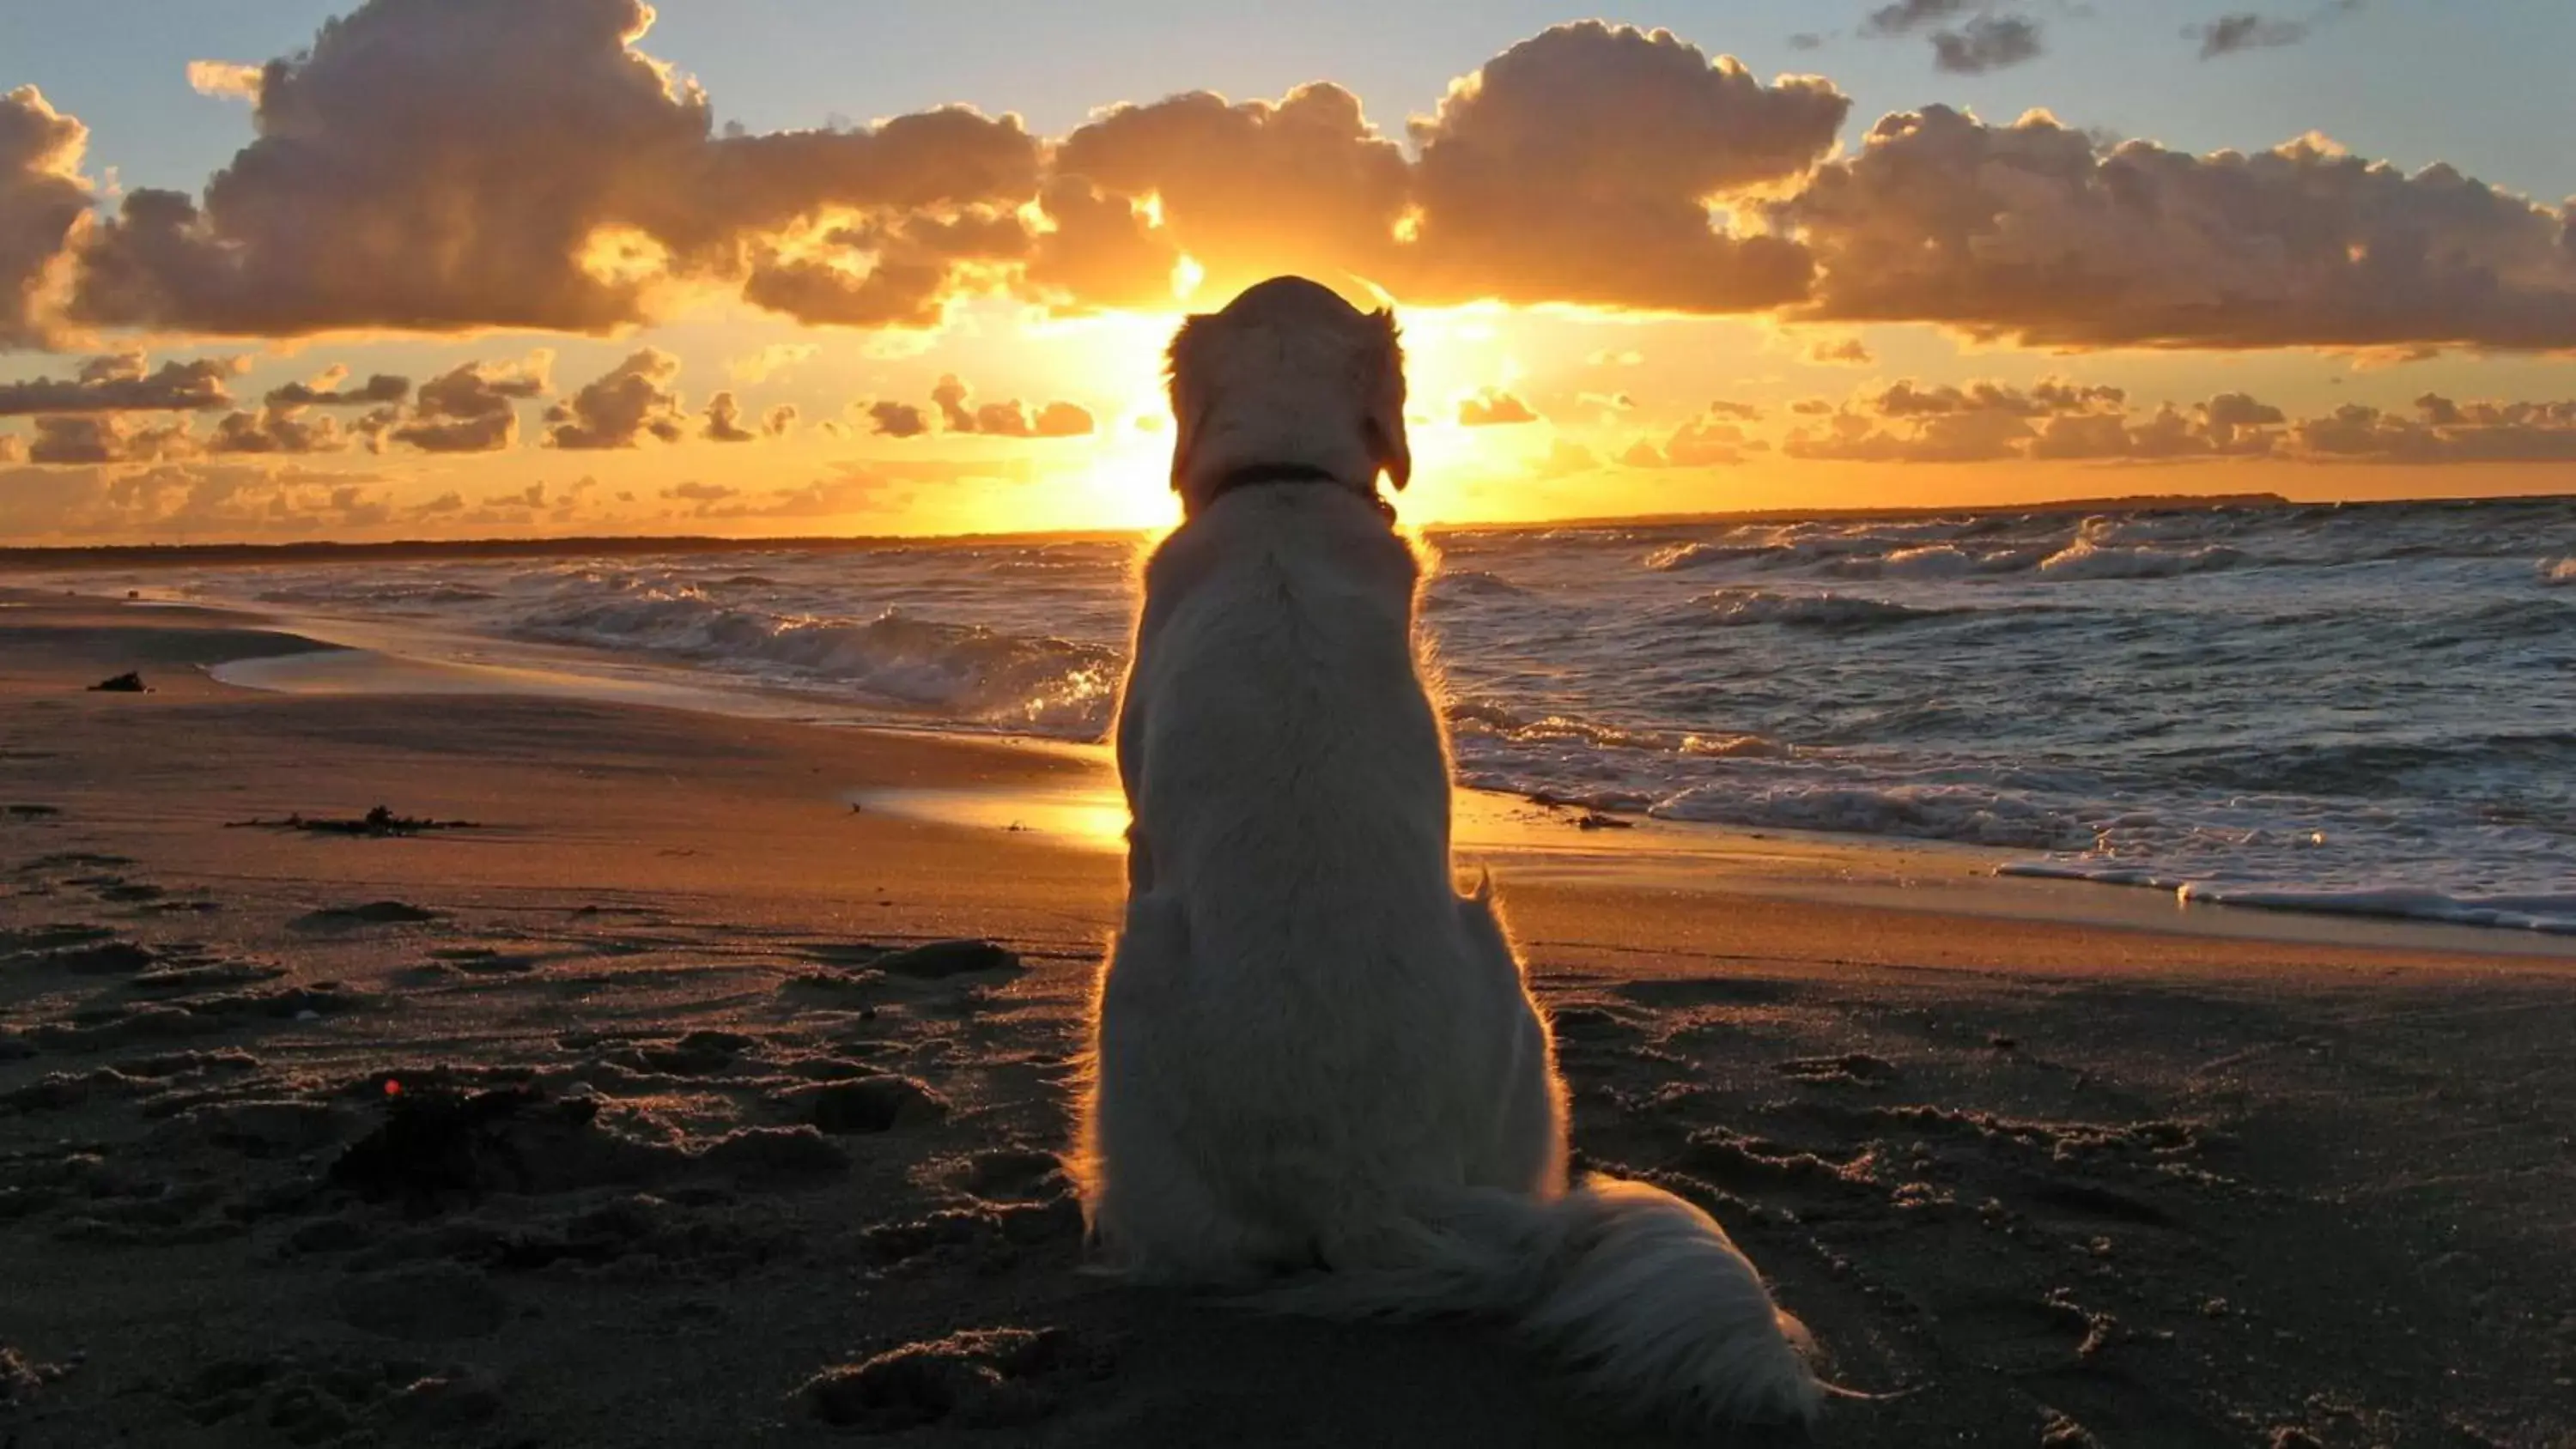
[227,805,483,837]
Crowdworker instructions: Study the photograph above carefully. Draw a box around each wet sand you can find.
[3,591,2572,1447]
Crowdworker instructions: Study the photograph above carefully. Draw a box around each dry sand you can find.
[1,591,2572,1447]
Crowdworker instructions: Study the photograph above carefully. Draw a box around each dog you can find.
[1073,276,1822,1430]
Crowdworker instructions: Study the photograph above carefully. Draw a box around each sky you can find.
[2,0,2573,543]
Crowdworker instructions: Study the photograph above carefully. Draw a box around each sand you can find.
[2,589,2572,1448]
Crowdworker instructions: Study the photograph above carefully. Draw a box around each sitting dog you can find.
[1074,276,1821,1429]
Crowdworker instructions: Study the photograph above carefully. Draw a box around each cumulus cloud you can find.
[264,369,409,408]
[0,354,244,415]
[207,405,348,455]
[1458,388,1538,426]
[1399,22,1845,311]
[1931,16,2044,74]
[1042,82,1407,307]
[1807,336,1874,365]
[920,374,1093,437]
[2294,393,2576,462]
[702,391,758,443]
[27,414,197,465]
[1786,106,2576,350]
[1777,379,2302,463]
[66,0,1042,338]
[762,403,796,437]
[0,87,94,349]
[866,400,929,439]
[546,348,685,449]
[1705,399,1765,420]
[387,353,550,452]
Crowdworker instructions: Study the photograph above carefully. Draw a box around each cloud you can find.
[1620,406,1765,467]
[866,400,929,439]
[1457,389,1538,426]
[1534,438,1601,478]
[2,88,99,349]
[1862,0,1974,37]
[1042,82,1406,307]
[680,462,911,521]
[762,403,796,437]
[662,480,740,511]
[1398,22,1845,311]
[1807,336,1874,365]
[921,374,1093,437]
[65,0,1042,338]
[1786,106,2576,350]
[386,353,549,452]
[0,461,401,538]
[1931,16,2044,74]
[703,391,757,443]
[0,354,244,414]
[185,61,264,101]
[2294,394,2576,463]
[264,369,409,408]
[726,342,817,384]
[1705,399,1765,420]
[2191,5,2360,59]
[0,433,20,464]
[27,414,197,465]
[207,405,349,455]
[547,349,686,449]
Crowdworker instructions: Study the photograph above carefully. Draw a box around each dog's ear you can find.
[1366,307,1411,492]
[1164,312,1212,498]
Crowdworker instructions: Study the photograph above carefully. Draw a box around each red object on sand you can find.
[384,1078,403,1096]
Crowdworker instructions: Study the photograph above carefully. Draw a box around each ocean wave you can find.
[2036,537,2245,581]
[1425,569,1534,603]
[1650,780,2090,850]
[2000,862,2576,934]
[1822,544,1979,581]
[1643,541,1772,571]
[1692,588,1948,628]
[252,580,500,607]
[1447,700,1786,759]
[513,587,1118,734]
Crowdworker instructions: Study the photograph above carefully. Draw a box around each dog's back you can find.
[1100,484,1540,1265]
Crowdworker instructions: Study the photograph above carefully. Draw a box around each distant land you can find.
[9,491,2566,569]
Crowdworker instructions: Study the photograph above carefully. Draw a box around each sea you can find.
[22,494,2576,935]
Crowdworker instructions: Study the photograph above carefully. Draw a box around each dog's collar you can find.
[1201,463,1395,521]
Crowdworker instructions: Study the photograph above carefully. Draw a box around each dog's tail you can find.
[1247,1175,1822,1428]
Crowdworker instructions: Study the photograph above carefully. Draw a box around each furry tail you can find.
[1247,1176,1821,1428]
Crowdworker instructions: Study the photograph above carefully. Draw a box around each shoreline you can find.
[18,583,2566,961]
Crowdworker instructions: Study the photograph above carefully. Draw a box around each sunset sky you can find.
[3,0,2573,543]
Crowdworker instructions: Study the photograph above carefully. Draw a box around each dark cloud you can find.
[1457,389,1539,426]
[1931,16,2044,74]
[545,349,684,449]
[1786,33,1826,52]
[703,391,757,443]
[1870,378,2125,416]
[208,406,348,455]
[682,463,912,521]
[1808,336,1874,365]
[1400,22,1845,311]
[27,414,197,465]
[0,354,242,415]
[1705,400,1765,420]
[762,403,796,437]
[0,87,93,349]
[2192,5,2359,60]
[64,0,1040,338]
[264,369,409,407]
[866,400,929,439]
[386,355,548,452]
[662,480,740,511]
[1861,0,1974,37]
[2295,395,2576,462]
[1786,106,2576,350]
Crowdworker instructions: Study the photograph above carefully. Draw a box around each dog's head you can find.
[1164,276,1409,518]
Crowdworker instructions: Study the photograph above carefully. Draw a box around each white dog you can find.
[1073,276,1821,1429]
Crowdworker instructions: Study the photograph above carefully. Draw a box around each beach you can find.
[3,590,2573,1448]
